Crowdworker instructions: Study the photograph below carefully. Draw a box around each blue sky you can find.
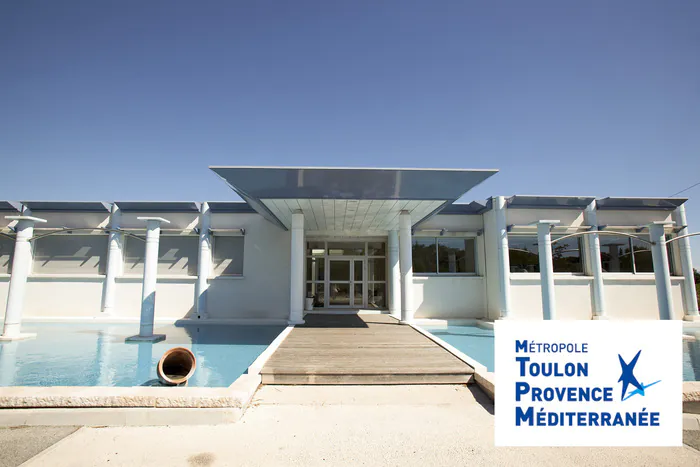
[1,1,699,260]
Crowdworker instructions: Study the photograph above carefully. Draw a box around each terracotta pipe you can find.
[157,347,196,386]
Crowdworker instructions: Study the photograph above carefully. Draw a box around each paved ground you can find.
[0,426,77,467]
[10,385,700,466]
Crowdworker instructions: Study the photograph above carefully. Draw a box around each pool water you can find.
[422,325,495,372]
[422,324,700,381]
[0,323,284,387]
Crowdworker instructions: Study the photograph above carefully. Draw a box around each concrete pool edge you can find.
[410,322,495,400]
[0,324,297,426]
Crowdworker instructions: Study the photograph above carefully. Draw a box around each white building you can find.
[1,167,698,339]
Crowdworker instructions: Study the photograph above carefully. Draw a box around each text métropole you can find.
[512,340,660,428]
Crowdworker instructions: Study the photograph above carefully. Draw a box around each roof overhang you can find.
[596,197,687,211]
[115,201,201,213]
[21,201,111,212]
[506,195,596,209]
[210,166,498,231]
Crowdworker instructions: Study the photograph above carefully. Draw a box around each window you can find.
[0,236,14,274]
[600,234,674,274]
[124,235,199,276]
[508,235,583,273]
[212,236,244,276]
[412,237,476,274]
[32,235,107,275]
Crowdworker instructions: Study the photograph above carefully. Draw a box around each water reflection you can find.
[0,323,284,387]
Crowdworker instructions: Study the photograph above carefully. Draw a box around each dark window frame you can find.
[508,234,584,274]
[411,236,477,275]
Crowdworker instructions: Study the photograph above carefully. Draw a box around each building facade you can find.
[0,167,698,338]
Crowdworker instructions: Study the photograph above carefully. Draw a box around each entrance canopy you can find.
[210,166,498,232]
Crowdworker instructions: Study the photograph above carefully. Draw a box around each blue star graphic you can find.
[618,350,644,401]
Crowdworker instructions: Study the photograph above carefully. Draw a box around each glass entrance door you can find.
[306,240,386,310]
[328,258,364,307]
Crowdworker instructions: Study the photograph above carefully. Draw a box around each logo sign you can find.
[494,321,682,447]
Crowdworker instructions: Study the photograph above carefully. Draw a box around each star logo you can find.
[617,350,661,401]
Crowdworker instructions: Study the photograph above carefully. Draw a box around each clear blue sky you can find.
[1,1,699,261]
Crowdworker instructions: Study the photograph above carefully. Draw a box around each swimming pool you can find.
[422,324,495,372]
[0,323,284,388]
[421,324,700,381]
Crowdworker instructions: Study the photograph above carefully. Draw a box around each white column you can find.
[584,201,606,319]
[537,221,559,320]
[388,229,401,317]
[399,211,414,324]
[0,341,18,385]
[1,215,46,341]
[672,205,699,320]
[101,203,123,315]
[289,210,305,324]
[127,217,169,342]
[649,222,675,320]
[195,202,212,319]
[494,196,512,318]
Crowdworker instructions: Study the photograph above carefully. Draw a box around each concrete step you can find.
[261,373,474,385]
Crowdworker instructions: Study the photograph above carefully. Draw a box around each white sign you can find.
[494,320,682,447]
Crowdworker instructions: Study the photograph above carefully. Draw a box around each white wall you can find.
[510,276,594,320]
[604,276,685,320]
[0,211,291,322]
[506,208,585,227]
[413,276,486,319]
[596,209,673,227]
[419,214,484,231]
[115,277,196,319]
[119,212,199,231]
[28,211,110,229]
[206,213,290,320]
[24,277,105,317]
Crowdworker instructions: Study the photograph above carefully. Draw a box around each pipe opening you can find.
[157,347,196,386]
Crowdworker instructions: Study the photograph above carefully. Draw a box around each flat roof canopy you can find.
[22,201,111,212]
[210,166,498,231]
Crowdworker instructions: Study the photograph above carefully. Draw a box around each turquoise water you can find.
[422,324,700,381]
[0,323,284,387]
[422,325,495,372]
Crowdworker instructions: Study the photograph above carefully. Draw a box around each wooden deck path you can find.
[260,314,474,385]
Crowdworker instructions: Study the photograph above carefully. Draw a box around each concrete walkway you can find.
[17,385,700,466]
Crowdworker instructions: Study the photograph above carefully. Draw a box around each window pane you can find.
[0,236,14,274]
[632,236,653,273]
[157,236,199,276]
[306,283,324,307]
[354,284,362,306]
[368,258,385,281]
[599,236,633,273]
[33,235,107,275]
[213,236,244,276]
[329,283,350,306]
[508,236,539,273]
[306,241,325,256]
[438,238,475,273]
[329,260,350,281]
[306,257,325,281]
[368,242,385,256]
[327,241,364,256]
[126,236,199,276]
[552,236,582,273]
[368,283,386,309]
[354,260,363,281]
[412,238,436,273]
